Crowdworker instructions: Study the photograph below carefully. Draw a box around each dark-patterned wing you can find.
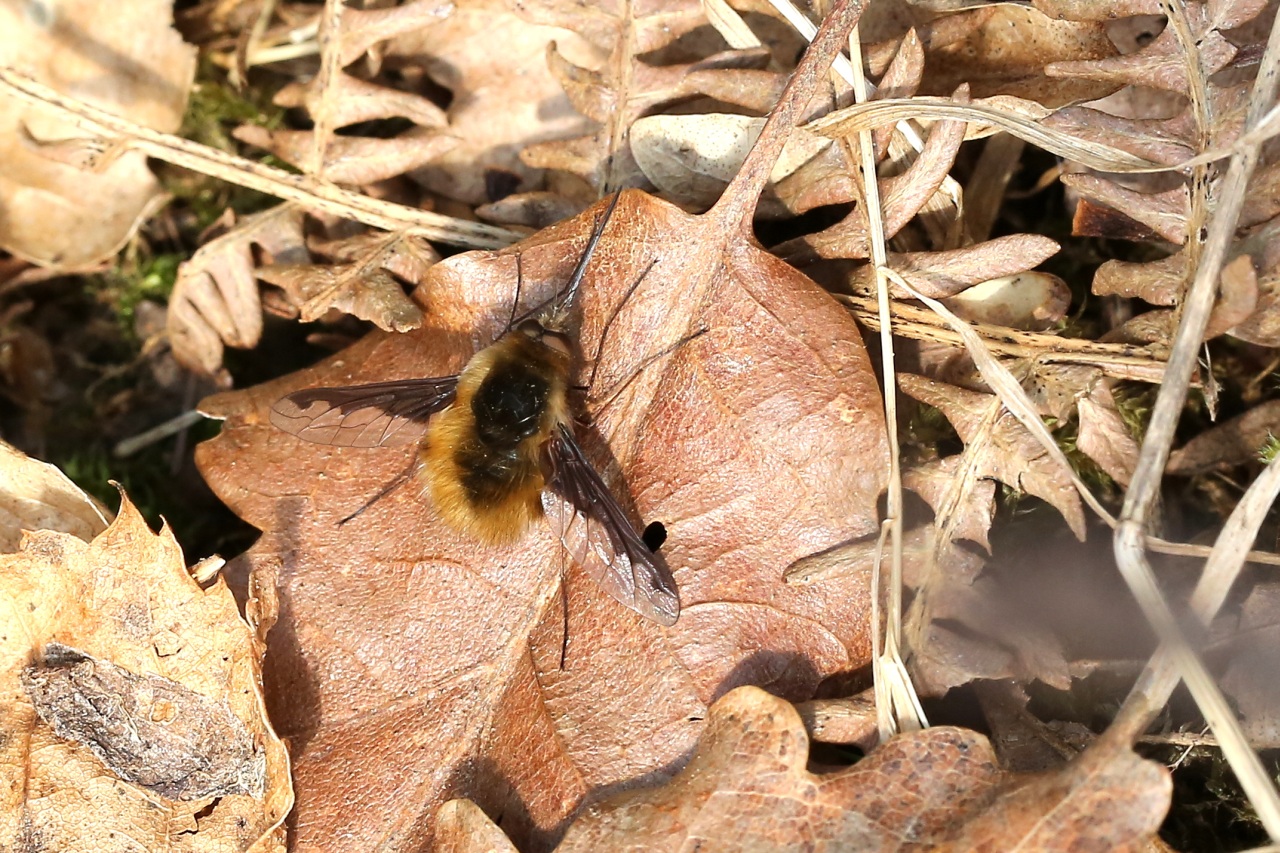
[270,377,458,448]
[542,423,679,626]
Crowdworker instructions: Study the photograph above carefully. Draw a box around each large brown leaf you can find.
[439,686,1170,851]
[197,185,888,849]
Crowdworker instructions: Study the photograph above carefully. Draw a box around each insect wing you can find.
[271,377,458,447]
[542,424,679,626]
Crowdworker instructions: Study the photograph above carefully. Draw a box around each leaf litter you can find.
[1,0,1280,847]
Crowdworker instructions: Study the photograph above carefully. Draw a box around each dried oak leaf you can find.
[518,0,787,196]
[237,0,455,183]
[197,186,888,851]
[0,0,195,267]
[437,686,1169,852]
[0,438,109,552]
[921,5,1120,106]
[169,206,307,379]
[389,0,599,206]
[899,373,1086,539]
[0,491,291,852]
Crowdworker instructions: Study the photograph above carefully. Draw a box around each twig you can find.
[0,66,519,250]
[1111,1,1280,837]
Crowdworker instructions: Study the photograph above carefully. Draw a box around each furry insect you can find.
[269,194,680,626]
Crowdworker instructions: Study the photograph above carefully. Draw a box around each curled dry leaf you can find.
[1075,379,1140,486]
[778,99,969,262]
[1166,398,1280,475]
[255,262,424,331]
[196,188,888,850]
[438,686,1168,852]
[900,373,1086,539]
[169,206,307,379]
[0,438,109,552]
[0,492,291,852]
[0,0,195,267]
[874,235,1061,301]
[631,114,831,212]
[233,124,457,186]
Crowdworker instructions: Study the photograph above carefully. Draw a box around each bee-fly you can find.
[269,193,680,626]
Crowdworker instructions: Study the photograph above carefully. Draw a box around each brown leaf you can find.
[1092,250,1188,305]
[1044,106,1196,167]
[439,686,1167,851]
[519,2,783,195]
[882,235,1061,300]
[256,262,424,331]
[1064,175,1189,244]
[779,101,968,262]
[169,206,307,378]
[923,6,1120,106]
[1227,265,1280,346]
[1219,582,1280,747]
[274,71,448,131]
[197,187,888,850]
[1076,379,1140,486]
[904,457,996,550]
[0,492,291,851]
[233,124,457,186]
[394,2,599,204]
[937,727,1170,852]
[900,373,1086,539]
[0,0,195,267]
[1047,12,1237,94]
[1166,399,1280,475]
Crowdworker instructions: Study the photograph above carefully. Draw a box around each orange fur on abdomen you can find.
[420,333,571,544]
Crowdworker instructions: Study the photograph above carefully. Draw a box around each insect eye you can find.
[517,320,543,338]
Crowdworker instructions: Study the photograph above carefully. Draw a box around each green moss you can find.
[1260,432,1280,465]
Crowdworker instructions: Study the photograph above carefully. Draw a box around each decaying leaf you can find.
[900,373,1086,540]
[1167,399,1280,475]
[22,642,264,801]
[438,686,1169,851]
[240,0,455,183]
[393,0,599,206]
[1076,379,1140,486]
[169,206,307,379]
[0,0,195,267]
[0,438,109,552]
[0,492,291,852]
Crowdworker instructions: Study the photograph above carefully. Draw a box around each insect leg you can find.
[586,256,659,392]
[588,325,709,417]
[504,251,525,333]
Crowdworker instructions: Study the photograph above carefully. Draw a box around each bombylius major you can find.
[269,193,680,626]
